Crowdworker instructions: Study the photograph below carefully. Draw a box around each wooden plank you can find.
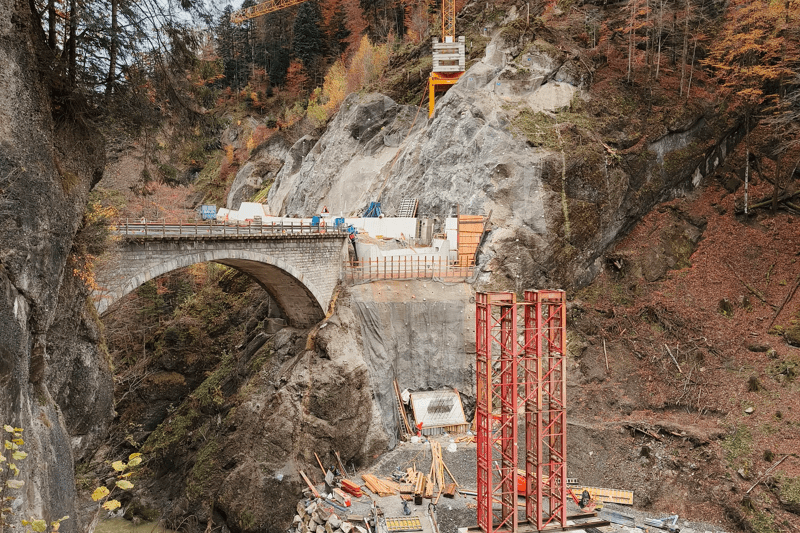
[341,478,363,497]
[443,483,457,498]
[569,485,634,505]
[314,452,327,478]
[335,451,347,477]
[394,380,413,436]
[299,470,320,498]
[423,474,434,498]
[457,214,485,267]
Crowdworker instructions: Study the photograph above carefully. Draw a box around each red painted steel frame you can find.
[475,293,519,533]
[476,290,567,533]
[524,290,567,530]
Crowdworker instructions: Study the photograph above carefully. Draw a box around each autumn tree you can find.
[703,0,800,213]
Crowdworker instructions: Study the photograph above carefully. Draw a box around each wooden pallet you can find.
[385,517,423,532]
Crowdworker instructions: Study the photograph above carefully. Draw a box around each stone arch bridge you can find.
[93,222,349,327]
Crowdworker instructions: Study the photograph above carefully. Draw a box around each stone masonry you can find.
[93,234,349,326]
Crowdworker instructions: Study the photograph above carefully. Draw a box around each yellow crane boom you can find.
[230,0,310,24]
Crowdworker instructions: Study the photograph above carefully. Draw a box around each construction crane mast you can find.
[442,0,456,40]
[230,0,309,24]
[428,0,465,116]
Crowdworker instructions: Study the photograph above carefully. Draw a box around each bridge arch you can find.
[96,249,331,327]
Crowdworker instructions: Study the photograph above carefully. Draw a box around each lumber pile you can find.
[340,478,363,497]
[361,474,397,496]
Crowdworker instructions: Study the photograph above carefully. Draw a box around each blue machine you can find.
[363,202,381,217]
[311,215,321,227]
[199,205,216,220]
[334,217,345,228]
[347,225,358,235]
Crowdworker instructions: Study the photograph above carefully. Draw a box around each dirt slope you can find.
[566,173,800,531]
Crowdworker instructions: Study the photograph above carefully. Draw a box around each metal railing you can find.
[113,219,346,238]
[345,256,474,282]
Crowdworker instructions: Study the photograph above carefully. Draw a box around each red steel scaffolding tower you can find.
[475,290,567,533]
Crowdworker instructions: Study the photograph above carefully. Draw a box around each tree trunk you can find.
[105,0,118,95]
[645,0,651,83]
[655,0,663,78]
[679,0,689,96]
[68,0,77,85]
[627,0,636,83]
[745,111,750,215]
[48,0,56,49]
[772,155,782,215]
[686,33,697,98]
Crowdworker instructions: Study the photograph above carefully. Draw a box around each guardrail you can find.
[345,256,474,282]
[113,219,346,237]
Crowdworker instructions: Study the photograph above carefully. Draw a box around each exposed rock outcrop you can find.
[226,135,289,210]
[0,0,109,530]
[135,297,387,533]
[266,28,731,294]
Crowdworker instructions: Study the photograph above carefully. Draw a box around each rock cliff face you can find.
[135,296,388,533]
[226,134,289,211]
[0,0,109,530]
[267,28,727,293]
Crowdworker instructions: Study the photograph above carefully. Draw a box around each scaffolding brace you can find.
[475,290,568,533]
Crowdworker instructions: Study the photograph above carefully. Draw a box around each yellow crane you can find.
[230,0,309,24]
[428,0,464,116]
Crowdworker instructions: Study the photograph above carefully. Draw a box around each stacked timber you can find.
[361,474,398,496]
[340,479,363,497]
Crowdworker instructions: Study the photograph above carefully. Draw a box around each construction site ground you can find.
[344,436,728,533]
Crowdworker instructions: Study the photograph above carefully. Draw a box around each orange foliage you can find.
[285,60,309,95]
[247,124,276,152]
[321,0,339,29]
[342,0,367,54]
[345,35,390,94]
[123,181,197,221]
[702,0,798,109]
[404,0,432,44]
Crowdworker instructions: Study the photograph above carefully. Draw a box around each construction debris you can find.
[644,514,680,532]
[341,479,364,498]
[385,517,423,532]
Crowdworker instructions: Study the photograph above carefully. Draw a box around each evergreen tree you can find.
[269,46,291,86]
[217,4,251,90]
[326,1,351,58]
[293,1,324,68]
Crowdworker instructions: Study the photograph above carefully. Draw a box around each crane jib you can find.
[229,0,310,24]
